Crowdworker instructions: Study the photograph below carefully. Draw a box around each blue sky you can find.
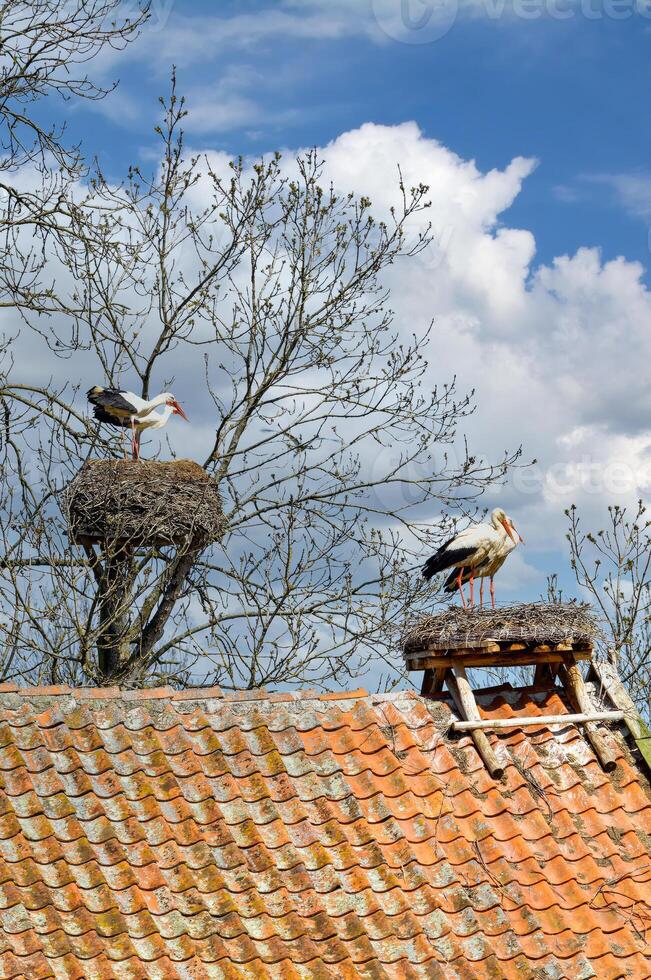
[44,0,651,604]
[63,0,651,277]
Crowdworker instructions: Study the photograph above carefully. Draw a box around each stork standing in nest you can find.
[422,507,523,609]
[88,387,189,460]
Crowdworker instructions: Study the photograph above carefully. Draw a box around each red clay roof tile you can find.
[319,689,369,701]
[171,686,224,701]
[0,683,649,976]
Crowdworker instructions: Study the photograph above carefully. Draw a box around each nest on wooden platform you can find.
[404,602,602,654]
[63,459,224,550]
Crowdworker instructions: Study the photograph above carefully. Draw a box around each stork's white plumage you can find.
[422,508,523,608]
[87,386,188,460]
[444,523,521,608]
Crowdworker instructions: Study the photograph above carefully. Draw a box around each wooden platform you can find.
[412,635,621,778]
[405,637,593,671]
[402,605,628,779]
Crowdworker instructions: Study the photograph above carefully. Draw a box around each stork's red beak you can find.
[509,520,524,544]
[173,401,189,421]
[502,518,517,543]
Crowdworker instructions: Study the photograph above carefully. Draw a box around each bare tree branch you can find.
[564,503,650,717]
[0,74,520,689]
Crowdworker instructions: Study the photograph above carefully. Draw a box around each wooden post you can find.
[421,667,445,697]
[588,660,651,774]
[446,666,505,780]
[558,655,618,772]
[533,663,557,686]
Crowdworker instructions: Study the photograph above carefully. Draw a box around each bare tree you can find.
[565,502,651,713]
[0,0,150,317]
[0,82,519,690]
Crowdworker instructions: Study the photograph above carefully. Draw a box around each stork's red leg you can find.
[490,576,496,609]
[457,567,467,610]
[469,572,475,608]
[479,579,484,609]
[131,417,137,461]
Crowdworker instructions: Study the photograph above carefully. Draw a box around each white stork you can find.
[87,387,189,460]
[442,522,522,608]
[422,507,523,609]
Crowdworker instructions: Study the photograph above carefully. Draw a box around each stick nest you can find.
[64,459,225,549]
[404,602,602,653]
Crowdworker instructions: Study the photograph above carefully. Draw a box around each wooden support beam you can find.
[406,649,592,671]
[406,640,593,660]
[446,667,505,780]
[452,710,625,731]
[421,668,445,697]
[412,638,500,653]
[588,660,651,774]
[533,663,557,686]
[558,656,619,773]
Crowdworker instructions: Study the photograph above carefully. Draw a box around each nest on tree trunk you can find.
[63,459,225,550]
[403,602,602,654]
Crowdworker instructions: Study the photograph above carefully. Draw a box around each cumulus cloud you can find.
[306,122,651,562]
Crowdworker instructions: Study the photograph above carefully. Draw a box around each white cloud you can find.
[87,8,340,133]
[90,0,589,85]
[182,66,302,135]
[91,6,372,79]
[587,172,651,220]
[304,122,651,555]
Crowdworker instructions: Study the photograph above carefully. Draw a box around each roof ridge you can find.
[0,682,370,703]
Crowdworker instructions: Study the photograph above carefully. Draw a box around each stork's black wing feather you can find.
[421,545,477,581]
[91,405,131,429]
[87,386,135,415]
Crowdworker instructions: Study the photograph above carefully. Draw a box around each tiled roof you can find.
[0,682,649,979]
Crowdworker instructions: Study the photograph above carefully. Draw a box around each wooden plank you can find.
[408,649,592,670]
[558,656,618,772]
[452,710,625,731]
[446,667,504,780]
[588,660,651,774]
[406,640,593,661]
[406,640,501,657]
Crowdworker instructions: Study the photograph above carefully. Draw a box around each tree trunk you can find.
[96,545,133,681]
